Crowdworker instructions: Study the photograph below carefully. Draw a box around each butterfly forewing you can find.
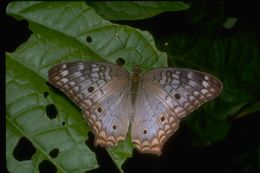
[48,62,130,109]
[143,68,222,116]
[48,61,131,147]
[132,86,180,155]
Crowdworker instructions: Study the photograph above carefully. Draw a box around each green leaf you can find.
[6,1,167,172]
[87,1,190,20]
[6,56,97,173]
[223,17,238,29]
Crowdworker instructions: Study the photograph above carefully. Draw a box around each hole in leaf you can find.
[116,58,125,66]
[39,160,57,173]
[174,93,181,100]
[5,18,31,52]
[13,137,36,161]
[87,86,94,93]
[61,121,66,126]
[86,36,92,43]
[46,104,57,119]
[49,148,59,158]
[43,91,49,98]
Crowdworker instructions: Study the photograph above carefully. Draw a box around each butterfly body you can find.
[129,65,142,121]
[48,61,222,155]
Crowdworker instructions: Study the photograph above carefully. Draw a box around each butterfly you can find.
[48,61,222,156]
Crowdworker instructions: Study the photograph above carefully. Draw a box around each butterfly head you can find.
[132,64,142,74]
[131,64,142,80]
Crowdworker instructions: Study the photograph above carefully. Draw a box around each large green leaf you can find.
[87,1,190,20]
[6,56,97,173]
[6,1,167,172]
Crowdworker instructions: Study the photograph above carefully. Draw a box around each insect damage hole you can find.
[87,86,94,93]
[143,129,148,134]
[46,104,57,119]
[116,58,125,66]
[174,93,181,100]
[49,148,59,158]
[13,137,36,161]
[43,91,49,98]
[39,160,57,173]
[86,36,92,43]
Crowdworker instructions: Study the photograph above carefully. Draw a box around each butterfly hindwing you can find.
[48,61,131,147]
[131,86,180,155]
[83,84,131,147]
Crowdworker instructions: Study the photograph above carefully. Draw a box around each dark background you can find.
[3,1,259,173]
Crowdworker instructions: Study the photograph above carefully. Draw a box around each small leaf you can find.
[223,17,238,29]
